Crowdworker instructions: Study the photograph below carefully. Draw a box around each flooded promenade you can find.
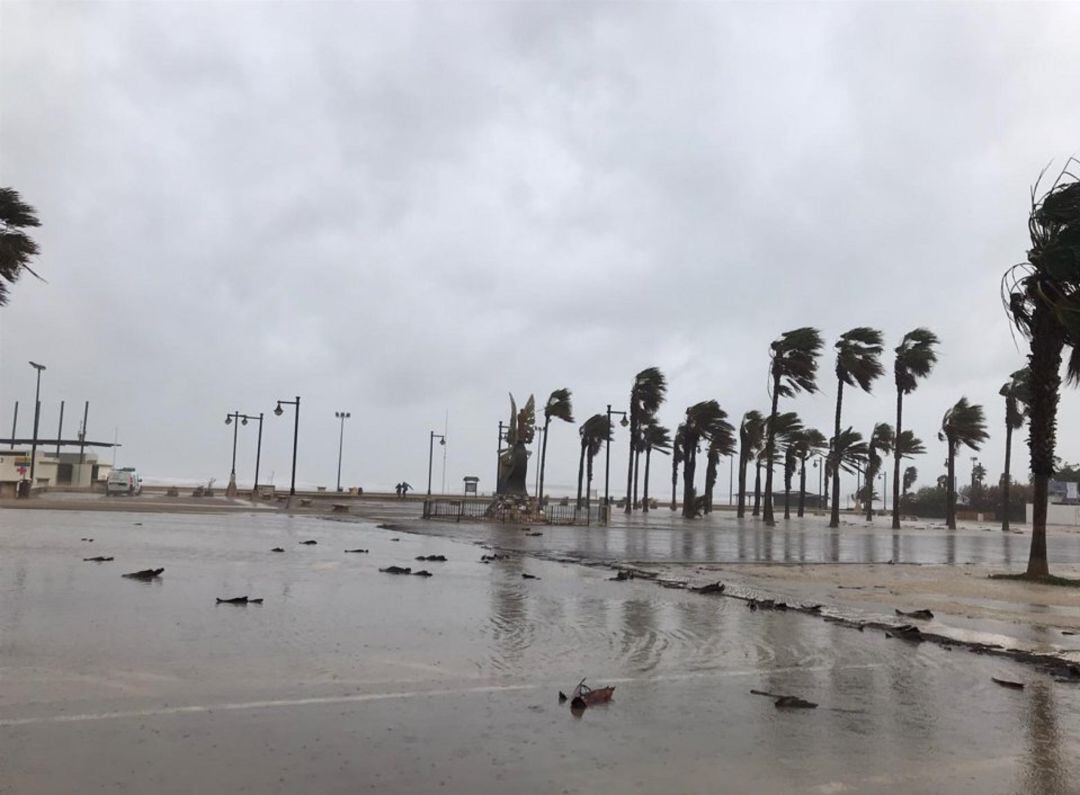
[2,506,1079,793]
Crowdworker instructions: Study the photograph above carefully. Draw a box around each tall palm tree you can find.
[640,420,671,514]
[999,368,1031,532]
[939,398,989,530]
[1003,161,1080,575]
[863,423,895,521]
[737,410,765,518]
[791,428,828,517]
[832,428,869,510]
[891,329,940,529]
[0,187,43,307]
[671,424,686,511]
[625,368,667,514]
[682,401,735,519]
[763,328,824,525]
[829,328,885,528]
[577,414,611,509]
[764,412,802,520]
[538,388,574,505]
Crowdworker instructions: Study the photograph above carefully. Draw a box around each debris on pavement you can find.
[216,596,263,605]
[379,566,412,575]
[122,568,164,581]
[83,556,114,562]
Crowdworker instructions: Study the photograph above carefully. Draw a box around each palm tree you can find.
[832,428,869,510]
[737,411,765,518]
[1004,161,1080,575]
[752,451,763,516]
[681,401,735,519]
[625,368,667,514]
[939,398,989,530]
[0,188,43,307]
[999,368,1031,532]
[891,329,940,529]
[538,388,574,505]
[671,424,686,511]
[902,466,918,504]
[577,414,611,509]
[829,328,885,528]
[763,412,802,520]
[863,423,895,521]
[640,420,671,513]
[763,328,824,525]
[791,428,828,517]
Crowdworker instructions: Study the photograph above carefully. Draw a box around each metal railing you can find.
[422,498,593,525]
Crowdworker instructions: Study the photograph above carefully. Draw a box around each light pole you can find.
[274,396,301,499]
[28,361,45,489]
[224,410,243,497]
[230,412,263,496]
[728,452,734,506]
[496,420,506,494]
[604,404,629,520]
[335,411,351,492]
[533,424,545,497]
[428,431,446,495]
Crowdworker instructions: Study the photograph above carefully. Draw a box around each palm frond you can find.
[835,327,885,393]
[544,388,574,424]
[940,397,989,452]
[895,430,925,458]
[830,427,867,474]
[769,327,824,397]
[894,328,940,394]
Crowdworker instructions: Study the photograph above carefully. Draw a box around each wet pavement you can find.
[2,509,1080,793]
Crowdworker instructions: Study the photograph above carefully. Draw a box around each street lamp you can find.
[334,411,351,492]
[224,410,246,496]
[428,431,446,495]
[533,424,545,497]
[604,404,629,519]
[227,412,263,497]
[28,361,45,489]
[274,396,301,498]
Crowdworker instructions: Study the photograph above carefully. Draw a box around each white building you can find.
[0,448,112,497]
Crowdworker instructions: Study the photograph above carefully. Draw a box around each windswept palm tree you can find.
[764,412,802,520]
[902,466,918,503]
[0,187,42,306]
[1003,160,1080,576]
[832,428,869,508]
[830,328,885,528]
[640,420,671,514]
[763,328,824,525]
[863,423,895,521]
[682,401,735,519]
[577,414,611,509]
[737,411,765,518]
[939,398,989,530]
[791,428,828,517]
[999,368,1031,532]
[891,329,940,529]
[538,388,574,505]
[671,424,686,511]
[625,368,667,514]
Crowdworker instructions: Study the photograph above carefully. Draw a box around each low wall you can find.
[1025,503,1080,526]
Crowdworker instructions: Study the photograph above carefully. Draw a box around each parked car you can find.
[106,467,143,496]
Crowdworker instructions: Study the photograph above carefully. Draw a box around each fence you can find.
[422,498,594,525]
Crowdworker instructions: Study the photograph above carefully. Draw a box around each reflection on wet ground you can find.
[1,510,1079,794]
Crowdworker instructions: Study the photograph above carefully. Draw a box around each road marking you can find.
[0,663,885,728]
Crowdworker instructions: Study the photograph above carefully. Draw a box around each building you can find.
[0,448,112,498]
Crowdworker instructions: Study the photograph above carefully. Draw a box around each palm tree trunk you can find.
[633,448,641,509]
[538,416,551,505]
[682,447,697,519]
[946,441,956,530]
[643,448,651,513]
[783,479,791,519]
[1001,415,1012,533]
[587,451,595,514]
[1026,310,1063,577]
[798,460,807,517]
[624,416,635,514]
[576,443,586,508]
[704,452,717,514]
[753,462,762,516]
[763,373,781,526]
[892,389,903,529]
[829,380,845,529]
[737,452,748,517]
[671,455,678,511]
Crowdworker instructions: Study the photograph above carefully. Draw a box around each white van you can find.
[106,467,143,496]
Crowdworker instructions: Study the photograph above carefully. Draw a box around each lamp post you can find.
[224,410,244,497]
[232,412,263,497]
[335,411,351,492]
[533,424,545,497]
[28,361,45,489]
[428,431,446,495]
[495,420,507,495]
[274,396,301,499]
[728,452,734,506]
[604,404,629,521]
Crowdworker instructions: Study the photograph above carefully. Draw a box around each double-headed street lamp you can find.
[603,404,629,518]
[225,411,264,496]
[428,431,446,496]
[274,396,301,498]
[334,411,351,492]
[224,410,243,495]
[28,361,45,488]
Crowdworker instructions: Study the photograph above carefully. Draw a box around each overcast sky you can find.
[2,1,1079,501]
